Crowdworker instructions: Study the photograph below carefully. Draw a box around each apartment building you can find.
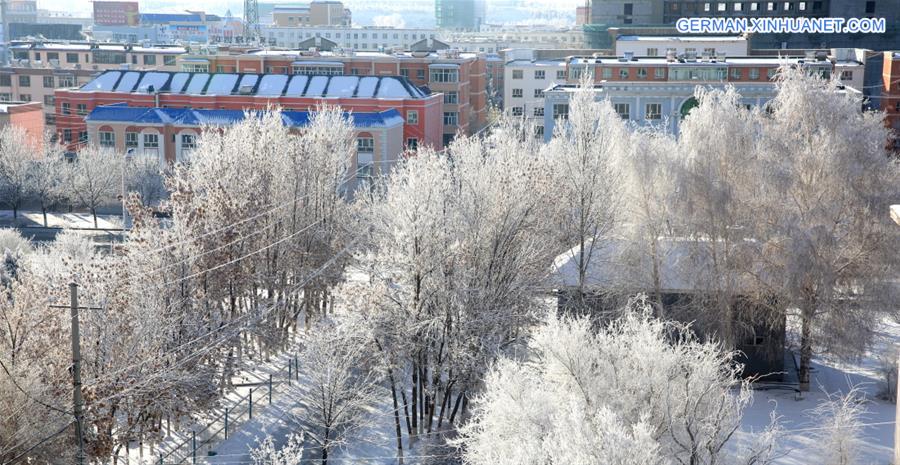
[53,70,443,152]
[443,28,585,53]
[84,104,402,192]
[262,26,438,51]
[8,42,186,71]
[272,1,351,27]
[614,35,749,57]
[503,50,567,136]
[0,67,96,127]
[883,52,900,152]
[174,48,487,145]
[0,101,44,148]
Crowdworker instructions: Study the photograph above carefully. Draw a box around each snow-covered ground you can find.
[738,319,899,465]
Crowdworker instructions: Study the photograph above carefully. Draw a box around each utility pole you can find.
[70,282,86,465]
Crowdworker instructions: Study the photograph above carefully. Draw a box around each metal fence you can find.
[154,354,301,464]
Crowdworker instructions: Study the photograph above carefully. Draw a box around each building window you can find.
[406,138,418,150]
[704,2,711,11]
[416,69,425,80]
[76,104,87,116]
[767,2,775,10]
[18,76,30,87]
[357,137,374,153]
[602,68,612,79]
[783,2,792,10]
[407,110,418,124]
[535,126,544,138]
[400,69,409,78]
[840,70,853,81]
[430,68,458,83]
[645,103,662,120]
[767,68,777,79]
[512,69,523,79]
[637,68,647,78]
[734,2,743,10]
[534,88,544,98]
[19,94,31,102]
[43,76,54,88]
[66,52,79,63]
[556,69,566,79]
[646,48,658,56]
[0,93,11,101]
[512,88,523,98]
[614,103,630,119]
[751,2,759,10]
[511,107,523,117]
[58,75,74,87]
[731,68,742,79]
[749,68,760,79]
[618,68,629,79]
[164,56,176,66]
[443,112,458,125]
[534,70,545,79]
[63,129,72,142]
[61,102,70,115]
[45,113,55,125]
[798,1,806,10]
[181,133,196,150]
[654,67,665,79]
[143,133,159,150]
[0,75,9,86]
[718,2,727,11]
[125,132,138,148]
[534,107,544,117]
[444,91,458,104]
[99,131,115,147]
[78,131,87,143]
[43,95,54,105]
[143,55,157,65]
[552,103,569,120]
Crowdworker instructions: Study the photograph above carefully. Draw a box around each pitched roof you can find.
[79,70,431,99]
[85,104,405,128]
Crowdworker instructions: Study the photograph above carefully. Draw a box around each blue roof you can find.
[85,104,405,129]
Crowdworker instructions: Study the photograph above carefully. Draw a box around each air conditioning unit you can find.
[238,84,254,94]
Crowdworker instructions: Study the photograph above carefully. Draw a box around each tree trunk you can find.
[42,207,48,227]
[448,390,465,425]
[388,371,404,464]
[410,362,418,437]
[92,207,99,229]
[798,297,816,392]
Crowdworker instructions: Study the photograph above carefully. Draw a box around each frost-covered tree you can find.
[757,68,900,390]
[546,78,627,309]
[459,298,779,465]
[30,135,68,227]
[251,433,305,465]
[0,126,38,221]
[295,318,380,465]
[66,146,123,228]
[125,155,166,207]
[810,389,866,465]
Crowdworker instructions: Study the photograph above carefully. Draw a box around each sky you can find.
[35,0,582,28]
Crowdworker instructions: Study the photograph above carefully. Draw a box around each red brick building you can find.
[0,101,44,150]
[54,70,443,151]
[883,52,900,152]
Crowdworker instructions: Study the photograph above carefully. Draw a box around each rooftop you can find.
[616,35,747,42]
[78,70,431,99]
[86,104,405,128]
[568,56,832,66]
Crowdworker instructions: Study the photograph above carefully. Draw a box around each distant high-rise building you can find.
[435,0,485,32]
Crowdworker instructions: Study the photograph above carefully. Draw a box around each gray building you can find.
[435,0,486,31]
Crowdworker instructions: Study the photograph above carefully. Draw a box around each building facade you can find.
[54,70,443,152]
[173,48,487,144]
[503,51,568,136]
[615,35,749,57]
[0,101,44,148]
[271,2,351,27]
[84,104,402,193]
[435,0,486,31]
[883,52,900,152]
[542,54,848,139]
[263,26,438,51]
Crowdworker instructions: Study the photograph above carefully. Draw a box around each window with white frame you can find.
[406,138,418,150]
[181,133,196,151]
[430,68,458,83]
[534,88,544,98]
[645,103,662,120]
[534,107,544,117]
[614,103,630,119]
[654,67,665,78]
[444,91,458,104]
[99,131,115,147]
[512,88,523,98]
[646,48,658,56]
[840,70,853,80]
[556,69,566,79]
[619,68,629,79]
[407,110,418,124]
[357,137,374,153]
[443,112,458,125]
[534,70,545,79]
[125,131,138,148]
[143,133,159,155]
[512,69,523,79]
[552,103,569,119]
[511,107,523,116]
[637,68,647,78]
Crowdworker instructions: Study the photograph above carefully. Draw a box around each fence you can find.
[154,354,302,464]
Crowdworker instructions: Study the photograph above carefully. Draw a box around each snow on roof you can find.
[256,75,289,96]
[136,72,170,93]
[617,35,746,42]
[82,71,122,91]
[114,71,141,92]
[186,73,210,94]
[428,63,460,69]
[291,61,344,67]
[77,71,431,99]
[206,74,239,95]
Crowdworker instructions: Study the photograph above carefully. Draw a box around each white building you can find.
[445,28,584,53]
[615,35,749,58]
[503,49,567,135]
[263,26,438,51]
[831,48,866,91]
